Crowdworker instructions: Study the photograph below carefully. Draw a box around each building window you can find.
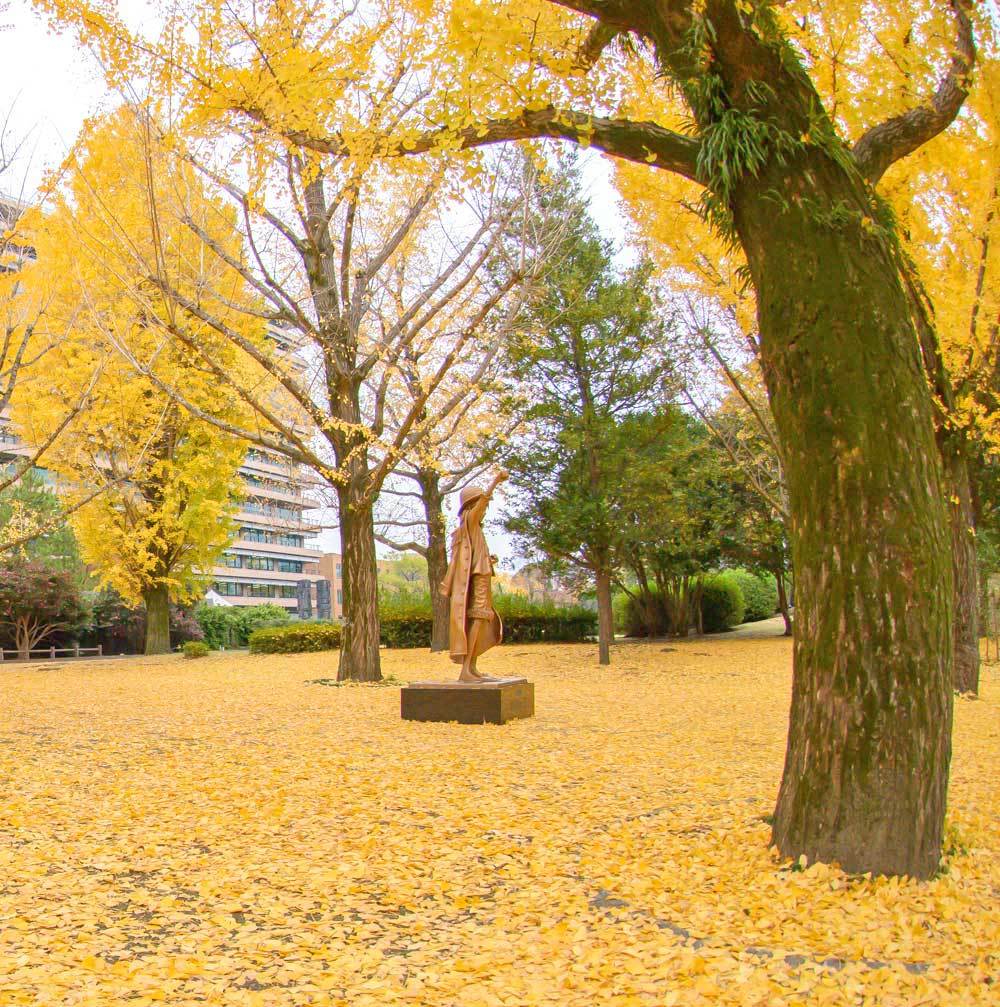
[278,559,303,573]
[245,556,276,571]
[280,585,297,598]
[337,588,343,606]
[223,554,242,568]
[335,562,342,578]
[238,527,307,549]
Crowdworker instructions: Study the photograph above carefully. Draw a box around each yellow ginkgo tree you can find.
[13,108,256,654]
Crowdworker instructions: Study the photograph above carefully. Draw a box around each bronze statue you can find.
[441,470,508,682]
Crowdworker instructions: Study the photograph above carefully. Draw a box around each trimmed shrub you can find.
[729,570,779,622]
[182,641,210,659]
[700,573,745,633]
[249,622,342,654]
[378,592,597,649]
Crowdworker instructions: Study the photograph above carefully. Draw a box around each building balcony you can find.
[240,481,316,507]
[236,507,322,534]
[211,566,325,584]
[230,537,322,558]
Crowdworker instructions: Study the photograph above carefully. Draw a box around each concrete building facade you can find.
[209,448,330,616]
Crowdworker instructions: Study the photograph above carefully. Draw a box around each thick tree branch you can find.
[276,107,701,184]
[852,0,976,185]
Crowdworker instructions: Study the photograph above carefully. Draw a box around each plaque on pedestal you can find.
[401,678,534,725]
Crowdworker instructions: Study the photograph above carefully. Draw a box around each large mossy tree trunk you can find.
[418,469,451,653]
[336,486,382,682]
[143,584,171,655]
[732,145,954,879]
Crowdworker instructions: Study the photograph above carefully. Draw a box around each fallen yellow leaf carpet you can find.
[0,637,995,1005]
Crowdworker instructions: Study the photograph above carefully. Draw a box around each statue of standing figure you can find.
[441,470,509,682]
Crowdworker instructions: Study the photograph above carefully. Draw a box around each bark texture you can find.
[595,568,613,665]
[943,446,980,694]
[776,573,793,638]
[336,489,382,682]
[732,147,953,878]
[143,585,171,656]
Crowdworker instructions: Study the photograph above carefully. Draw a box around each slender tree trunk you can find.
[15,621,31,661]
[595,568,613,666]
[775,572,793,637]
[336,488,382,682]
[734,150,953,879]
[418,469,450,652]
[143,584,171,655]
[943,445,980,694]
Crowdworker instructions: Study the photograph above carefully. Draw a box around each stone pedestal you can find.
[400,678,534,725]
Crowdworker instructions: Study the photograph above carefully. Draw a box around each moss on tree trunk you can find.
[733,148,954,879]
[143,584,171,656]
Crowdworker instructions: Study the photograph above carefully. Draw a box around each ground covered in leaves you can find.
[0,637,996,1006]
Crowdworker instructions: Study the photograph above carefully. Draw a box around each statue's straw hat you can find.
[459,485,485,513]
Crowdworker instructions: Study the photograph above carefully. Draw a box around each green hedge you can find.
[729,570,778,622]
[378,593,597,649]
[700,573,745,633]
[249,622,343,654]
[195,602,292,648]
[182,641,210,659]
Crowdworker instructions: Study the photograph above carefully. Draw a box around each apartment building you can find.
[210,448,332,617]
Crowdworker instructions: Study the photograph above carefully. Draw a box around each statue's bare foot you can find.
[458,668,484,683]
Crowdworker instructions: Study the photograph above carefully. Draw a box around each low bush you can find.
[182,641,210,659]
[249,622,342,654]
[621,590,670,638]
[378,592,597,649]
[196,603,291,648]
[700,574,745,633]
[729,570,778,622]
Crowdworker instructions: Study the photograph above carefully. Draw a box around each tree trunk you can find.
[15,620,31,661]
[775,572,793,637]
[143,584,171,655]
[595,568,613,665]
[943,445,980,694]
[418,469,450,653]
[336,489,382,682]
[734,150,954,879]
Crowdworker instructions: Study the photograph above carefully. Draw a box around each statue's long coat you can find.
[440,500,503,665]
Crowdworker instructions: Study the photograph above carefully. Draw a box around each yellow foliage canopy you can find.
[11,107,261,604]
